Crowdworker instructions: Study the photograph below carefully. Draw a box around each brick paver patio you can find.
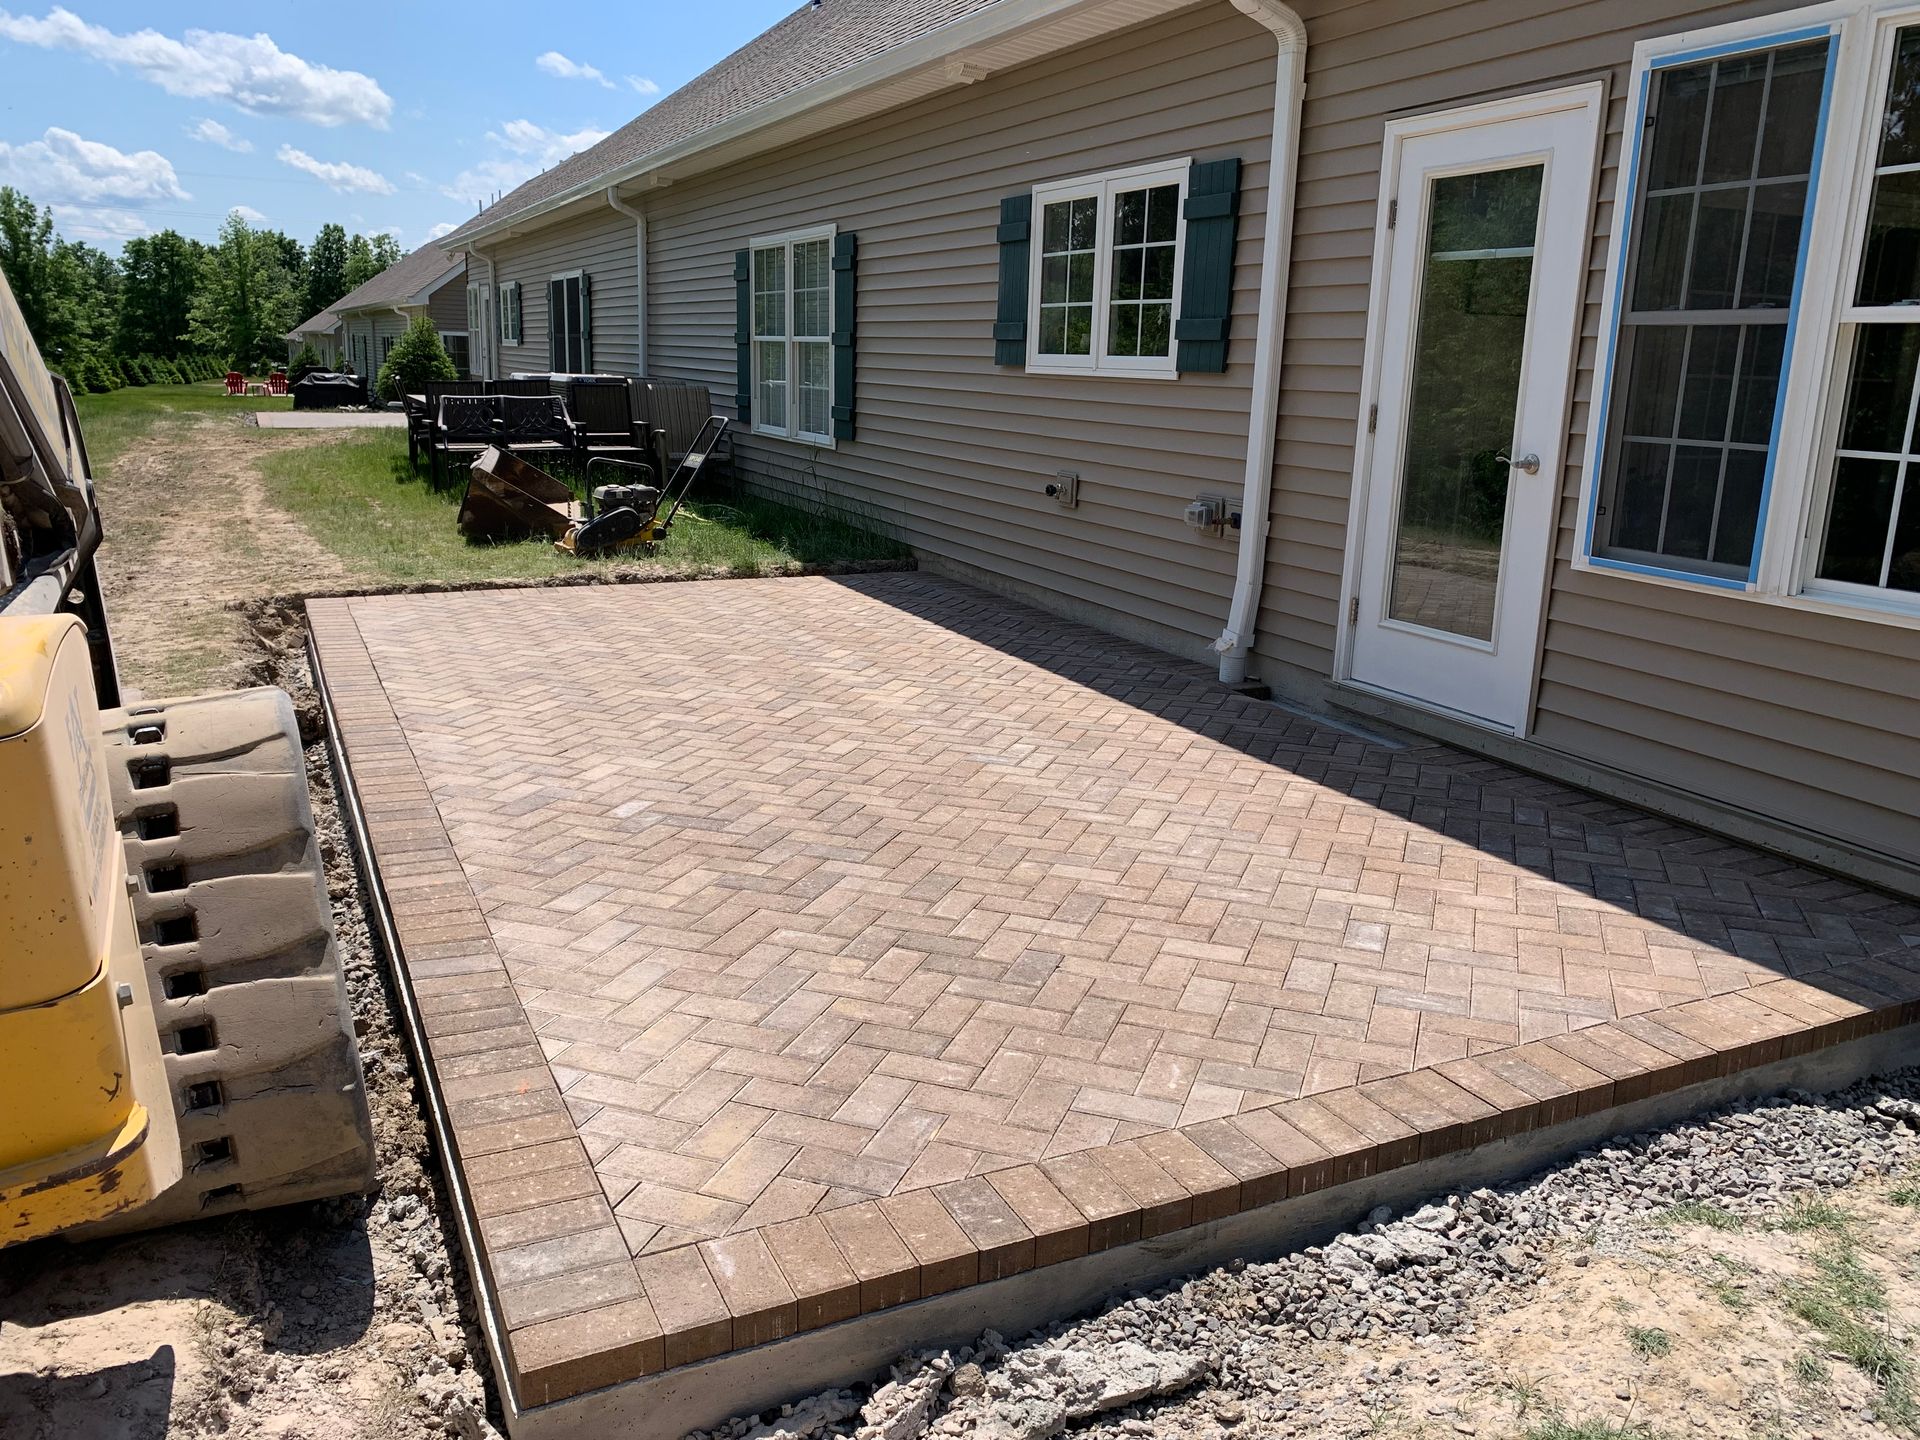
[310,573,1920,1408]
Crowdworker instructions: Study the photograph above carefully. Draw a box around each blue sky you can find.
[0,2,795,253]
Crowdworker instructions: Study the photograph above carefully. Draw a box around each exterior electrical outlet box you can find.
[1185,496,1227,535]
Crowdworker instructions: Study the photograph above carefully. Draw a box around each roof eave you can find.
[450,0,1201,248]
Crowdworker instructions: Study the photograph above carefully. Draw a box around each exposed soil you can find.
[89,414,358,699]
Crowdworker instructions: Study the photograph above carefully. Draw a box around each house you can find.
[293,245,471,378]
[284,307,341,368]
[435,0,1920,897]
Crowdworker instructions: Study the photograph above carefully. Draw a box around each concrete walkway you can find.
[309,573,1920,1427]
[255,410,405,428]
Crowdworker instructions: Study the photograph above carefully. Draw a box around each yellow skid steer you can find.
[0,266,372,1246]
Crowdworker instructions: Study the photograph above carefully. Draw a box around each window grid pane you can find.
[1598,37,1830,576]
[1106,183,1178,359]
[1038,196,1097,356]
[1819,322,1920,592]
[797,339,831,438]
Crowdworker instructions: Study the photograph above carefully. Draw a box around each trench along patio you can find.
[308,572,1920,1418]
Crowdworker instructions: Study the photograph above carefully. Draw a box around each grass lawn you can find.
[255,428,909,585]
[74,381,292,469]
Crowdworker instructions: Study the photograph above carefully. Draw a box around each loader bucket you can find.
[457,445,582,543]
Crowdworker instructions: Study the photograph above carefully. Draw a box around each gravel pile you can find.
[696,1069,1920,1440]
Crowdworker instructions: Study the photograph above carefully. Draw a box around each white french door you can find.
[1345,84,1604,733]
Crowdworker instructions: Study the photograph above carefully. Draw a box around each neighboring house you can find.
[303,247,471,380]
[285,308,341,367]
[435,0,1920,895]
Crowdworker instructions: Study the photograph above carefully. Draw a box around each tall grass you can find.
[254,430,909,586]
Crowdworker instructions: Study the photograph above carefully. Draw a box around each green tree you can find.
[369,232,403,271]
[0,187,67,355]
[374,314,456,401]
[341,230,404,294]
[117,230,203,357]
[188,212,299,370]
[341,233,377,293]
[305,222,348,315]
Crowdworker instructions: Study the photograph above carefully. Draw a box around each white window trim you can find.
[498,281,522,346]
[1577,0,1920,631]
[1025,157,1190,379]
[749,223,838,449]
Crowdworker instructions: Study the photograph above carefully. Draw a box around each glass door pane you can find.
[1387,164,1544,641]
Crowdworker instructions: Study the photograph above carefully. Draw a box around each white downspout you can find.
[1213,0,1308,685]
[606,187,648,374]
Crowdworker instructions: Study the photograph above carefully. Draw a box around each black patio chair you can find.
[498,394,582,465]
[634,380,731,483]
[487,379,556,398]
[408,380,482,469]
[569,378,651,463]
[429,393,502,489]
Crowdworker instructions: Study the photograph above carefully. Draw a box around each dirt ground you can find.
[1275,1181,1920,1439]
[2,405,1914,1440]
[89,414,360,698]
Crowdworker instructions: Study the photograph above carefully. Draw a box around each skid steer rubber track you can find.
[79,686,375,1234]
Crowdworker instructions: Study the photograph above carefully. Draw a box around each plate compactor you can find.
[456,415,730,558]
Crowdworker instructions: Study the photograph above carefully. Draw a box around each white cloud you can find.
[536,50,611,88]
[0,7,392,128]
[276,144,394,195]
[425,220,457,240]
[53,204,150,243]
[625,75,659,96]
[0,126,187,204]
[187,117,251,152]
[230,203,267,224]
[441,119,610,205]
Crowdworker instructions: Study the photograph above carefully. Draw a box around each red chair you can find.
[224,371,246,396]
[267,371,288,396]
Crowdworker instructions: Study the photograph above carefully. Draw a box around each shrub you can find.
[374,316,456,402]
[289,341,324,383]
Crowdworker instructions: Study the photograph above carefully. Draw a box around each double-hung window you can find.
[750,226,834,445]
[1028,161,1187,376]
[440,331,470,377]
[1585,2,1920,621]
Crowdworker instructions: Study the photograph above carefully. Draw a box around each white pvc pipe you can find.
[1214,0,1308,686]
[606,188,649,375]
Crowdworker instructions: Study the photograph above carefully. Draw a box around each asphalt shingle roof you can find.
[435,0,1003,248]
[321,244,466,319]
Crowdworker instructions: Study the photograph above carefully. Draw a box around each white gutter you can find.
[446,0,1198,248]
[605,188,648,374]
[1213,0,1307,686]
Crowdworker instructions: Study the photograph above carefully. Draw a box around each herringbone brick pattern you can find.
[337,574,1920,1269]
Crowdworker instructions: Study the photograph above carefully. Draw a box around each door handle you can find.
[1497,451,1541,474]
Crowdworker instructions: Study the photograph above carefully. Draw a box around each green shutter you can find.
[548,278,563,371]
[579,272,592,372]
[992,194,1031,366]
[733,249,752,425]
[1174,157,1242,374]
[831,232,857,441]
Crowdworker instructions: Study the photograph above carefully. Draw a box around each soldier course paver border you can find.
[308,576,1920,1410]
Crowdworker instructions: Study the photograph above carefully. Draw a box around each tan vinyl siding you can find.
[1265,0,1920,867]
[644,2,1274,658]
[487,210,636,376]
[426,277,467,334]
